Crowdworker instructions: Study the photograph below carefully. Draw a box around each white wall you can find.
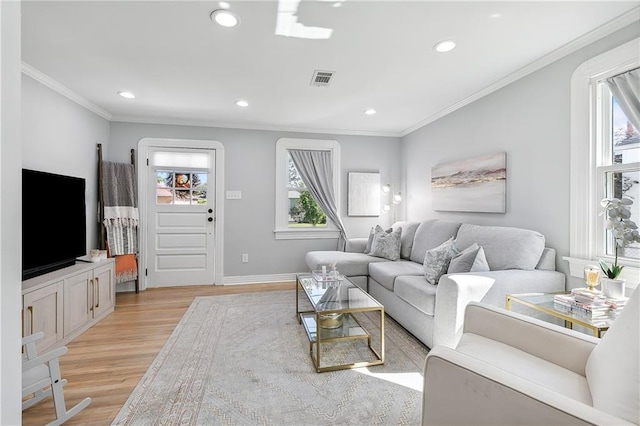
[0,1,23,422]
[22,75,111,254]
[109,122,400,278]
[401,23,640,286]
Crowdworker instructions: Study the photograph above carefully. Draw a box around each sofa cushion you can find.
[424,237,457,284]
[305,251,390,277]
[454,223,545,270]
[585,287,639,424]
[456,333,593,406]
[410,220,462,264]
[392,221,420,259]
[395,275,437,316]
[368,260,424,291]
[369,227,402,260]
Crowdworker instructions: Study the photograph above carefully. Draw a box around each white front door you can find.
[146,148,216,287]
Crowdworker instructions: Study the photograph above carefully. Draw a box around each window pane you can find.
[287,155,306,189]
[612,97,640,165]
[288,190,327,227]
[605,170,640,260]
[156,171,208,205]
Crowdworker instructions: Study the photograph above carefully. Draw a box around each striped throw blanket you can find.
[101,161,138,256]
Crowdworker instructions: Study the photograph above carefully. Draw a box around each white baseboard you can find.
[115,274,300,292]
[222,273,300,285]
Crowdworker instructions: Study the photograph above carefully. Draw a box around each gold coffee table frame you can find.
[296,274,385,373]
[506,293,616,338]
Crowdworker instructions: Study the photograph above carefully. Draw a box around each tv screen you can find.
[22,169,87,280]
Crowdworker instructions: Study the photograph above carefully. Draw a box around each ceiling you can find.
[21,1,640,137]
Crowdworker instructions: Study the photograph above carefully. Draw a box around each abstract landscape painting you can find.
[431,152,506,213]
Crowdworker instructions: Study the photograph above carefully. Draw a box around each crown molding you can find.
[110,115,401,138]
[400,7,640,137]
[21,62,112,121]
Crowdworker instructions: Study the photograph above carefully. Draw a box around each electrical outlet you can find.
[242,253,249,263]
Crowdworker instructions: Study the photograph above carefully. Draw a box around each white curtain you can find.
[289,149,348,251]
[606,67,640,132]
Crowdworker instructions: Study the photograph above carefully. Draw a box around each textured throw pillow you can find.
[470,246,490,272]
[448,243,481,273]
[369,227,402,261]
[423,237,457,284]
[365,225,391,254]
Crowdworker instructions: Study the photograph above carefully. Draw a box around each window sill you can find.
[274,228,340,240]
[563,256,639,290]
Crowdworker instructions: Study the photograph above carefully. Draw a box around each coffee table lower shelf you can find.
[299,312,384,373]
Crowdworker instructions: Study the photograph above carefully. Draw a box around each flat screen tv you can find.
[22,169,87,281]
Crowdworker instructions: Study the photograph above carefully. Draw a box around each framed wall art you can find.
[431,152,506,213]
[348,172,381,216]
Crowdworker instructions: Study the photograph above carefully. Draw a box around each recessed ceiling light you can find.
[364,109,376,115]
[236,100,249,107]
[210,9,240,28]
[219,1,230,9]
[434,40,456,53]
[489,13,502,19]
[117,91,135,99]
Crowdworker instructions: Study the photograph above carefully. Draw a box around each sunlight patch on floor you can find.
[354,367,423,392]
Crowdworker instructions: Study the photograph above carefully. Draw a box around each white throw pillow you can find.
[470,246,490,272]
[369,227,402,261]
[423,237,456,284]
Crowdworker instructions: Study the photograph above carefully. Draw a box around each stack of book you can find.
[553,288,628,319]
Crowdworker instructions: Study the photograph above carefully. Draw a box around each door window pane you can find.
[156,171,208,205]
[153,151,210,168]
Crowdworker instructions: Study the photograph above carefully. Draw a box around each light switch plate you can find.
[226,190,242,200]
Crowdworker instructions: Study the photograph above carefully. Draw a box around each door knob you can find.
[208,217,213,222]
[208,209,213,213]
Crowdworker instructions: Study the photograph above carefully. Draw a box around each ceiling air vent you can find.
[310,70,335,87]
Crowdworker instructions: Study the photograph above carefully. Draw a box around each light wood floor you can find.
[22,282,295,426]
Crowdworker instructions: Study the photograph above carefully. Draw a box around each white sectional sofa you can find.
[305,219,566,349]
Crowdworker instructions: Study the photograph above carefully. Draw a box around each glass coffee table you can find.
[296,274,385,373]
[506,293,617,338]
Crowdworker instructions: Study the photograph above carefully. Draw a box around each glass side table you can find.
[505,293,618,338]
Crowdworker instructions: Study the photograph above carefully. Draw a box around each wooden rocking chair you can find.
[22,332,91,425]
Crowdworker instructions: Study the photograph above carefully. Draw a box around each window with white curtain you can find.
[274,138,340,240]
[567,38,640,287]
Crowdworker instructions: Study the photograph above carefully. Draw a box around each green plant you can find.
[299,191,326,226]
[599,197,640,279]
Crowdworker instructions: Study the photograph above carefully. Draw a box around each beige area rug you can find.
[112,291,429,425]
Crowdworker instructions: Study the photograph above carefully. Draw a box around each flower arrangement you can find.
[599,197,640,279]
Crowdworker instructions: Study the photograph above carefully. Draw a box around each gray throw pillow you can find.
[448,243,481,273]
[423,237,456,284]
[369,227,402,261]
[470,246,490,272]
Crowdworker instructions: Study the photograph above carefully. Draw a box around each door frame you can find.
[137,138,225,290]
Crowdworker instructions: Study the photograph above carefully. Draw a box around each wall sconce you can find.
[382,183,402,223]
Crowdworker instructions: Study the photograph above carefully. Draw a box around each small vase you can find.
[601,277,625,299]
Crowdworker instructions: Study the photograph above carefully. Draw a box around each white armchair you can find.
[22,332,91,425]
[422,287,639,425]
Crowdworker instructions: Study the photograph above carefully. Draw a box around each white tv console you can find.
[22,258,116,353]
